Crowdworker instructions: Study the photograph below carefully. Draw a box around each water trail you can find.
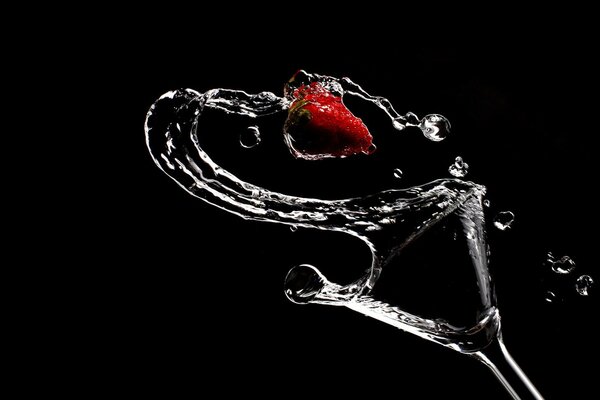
[145,72,544,399]
[145,83,493,350]
[285,70,451,141]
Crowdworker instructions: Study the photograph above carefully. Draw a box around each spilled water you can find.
[145,71,497,352]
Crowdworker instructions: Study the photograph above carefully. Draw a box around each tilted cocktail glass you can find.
[145,86,544,400]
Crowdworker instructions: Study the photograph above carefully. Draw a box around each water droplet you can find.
[289,225,298,232]
[493,211,515,231]
[420,114,451,142]
[448,156,469,178]
[542,252,555,268]
[392,117,406,131]
[483,199,490,208]
[284,264,327,304]
[257,91,277,101]
[575,275,594,296]
[393,168,403,179]
[363,143,377,155]
[240,126,261,149]
[544,290,557,303]
[551,256,576,275]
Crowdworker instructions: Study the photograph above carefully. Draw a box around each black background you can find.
[93,22,600,399]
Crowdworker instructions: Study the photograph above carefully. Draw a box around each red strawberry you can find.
[283,77,375,160]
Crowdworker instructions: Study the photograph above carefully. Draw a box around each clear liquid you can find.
[575,275,594,296]
[145,72,549,399]
[493,211,515,231]
[449,156,469,178]
[145,77,496,353]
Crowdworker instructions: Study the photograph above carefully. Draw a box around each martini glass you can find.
[283,192,544,400]
[146,87,544,400]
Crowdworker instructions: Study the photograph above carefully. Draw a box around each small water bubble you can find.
[551,256,576,275]
[363,143,377,155]
[575,275,594,296]
[420,114,451,142]
[493,211,515,231]
[542,252,555,268]
[393,168,403,179]
[483,199,490,208]
[448,156,469,178]
[544,290,557,303]
[240,126,261,149]
[289,225,298,232]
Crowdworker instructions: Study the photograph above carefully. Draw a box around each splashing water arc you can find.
[144,72,499,351]
[145,71,548,399]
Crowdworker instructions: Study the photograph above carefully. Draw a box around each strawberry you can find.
[283,75,375,160]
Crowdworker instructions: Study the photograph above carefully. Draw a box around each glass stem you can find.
[473,335,544,400]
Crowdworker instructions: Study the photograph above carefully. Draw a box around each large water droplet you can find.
[284,264,327,304]
[551,256,576,275]
[575,275,594,296]
[393,168,403,179]
[493,211,514,231]
[483,199,491,208]
[448,156,469,178]
[420,114,451,142]
[289,225,298,232]
[240,126,261,149]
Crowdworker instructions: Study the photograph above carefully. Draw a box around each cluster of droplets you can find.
[543,252,594,302]
[448,156,469,178]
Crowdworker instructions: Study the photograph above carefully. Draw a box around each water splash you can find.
[145,72,544,400]
[145,85,493,351]
[449,156,469,178]
[240,126,261,148]
[550,255,576,275]
[493,211,515,231]
[575,275,594,296]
